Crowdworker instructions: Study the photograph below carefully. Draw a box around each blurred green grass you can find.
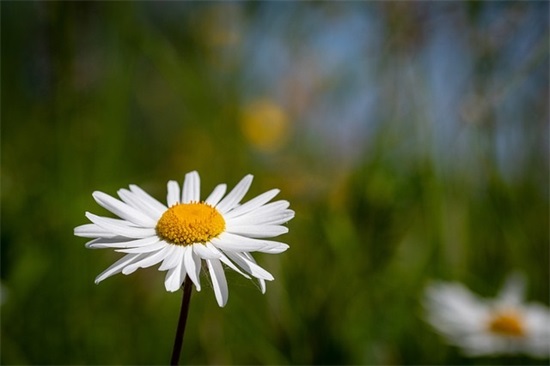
[1,2,548,365]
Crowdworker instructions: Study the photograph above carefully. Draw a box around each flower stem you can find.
[170,275,193,366]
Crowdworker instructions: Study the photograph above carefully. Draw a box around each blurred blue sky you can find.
[163,2,548,181]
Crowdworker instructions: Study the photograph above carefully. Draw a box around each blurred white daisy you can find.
[74,171,294,307]
[424,274,550,358]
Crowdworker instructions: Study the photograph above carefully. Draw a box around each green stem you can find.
[170,275,193,366]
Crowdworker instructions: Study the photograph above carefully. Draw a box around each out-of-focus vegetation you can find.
[1,2,548,365]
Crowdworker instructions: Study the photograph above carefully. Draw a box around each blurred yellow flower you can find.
[239,99,290,152]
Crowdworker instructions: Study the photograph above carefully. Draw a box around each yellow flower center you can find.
[156,202,225,246]
[487,310,525,337]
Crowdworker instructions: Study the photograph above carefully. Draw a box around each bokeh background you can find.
[1,2,549,365]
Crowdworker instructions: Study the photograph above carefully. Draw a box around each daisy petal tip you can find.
[258,278,267,294]
[267,244,289,253]
[239,174,254,187]
[285,210,296,221]
[91,191,111,204]
[187,274,202,292]
[165,284,180,292]
[215,290,228,307]
[84,211,97,221]
[121,267,136,276]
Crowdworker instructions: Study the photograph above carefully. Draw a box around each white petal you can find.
[94,253,142,283]
[497,272,526,306]
[229,202,294,225]
[224,189,280,219]
[167,180,180,206]
[259,210,295,225]
[118,188,164,220]
[164,265,183,292]
[179,256,189,287]
[159,245,183,271]
[215,175,253,213]
[525,303,550,332]
[129,184,168,213]
[205,243,251,279]
[257,243,289,254]
[211,232,289,253]
[164,247,186,291]
[116,241,167,253]
[249,200,290,213]
[193,243,221,259]
[205,184,227,206]
[257,278,267,294]
[182,171,200,203]
[210,233,264,252]
[242,252,268,293]
[230,211,295,226]
[86,236,159,249]
[207,258,228,307]
[92,191,157,227]
[184,247,202,291]
[226,224,288,238]
[223,251,274,281]
[122,246,172,274]
[85,212,156,238]
[424,281,489,338]
[85,214,138,226]
[75,224,118,238]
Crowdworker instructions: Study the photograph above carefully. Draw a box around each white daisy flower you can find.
[423,273,550,358]
[74,171,294,307]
